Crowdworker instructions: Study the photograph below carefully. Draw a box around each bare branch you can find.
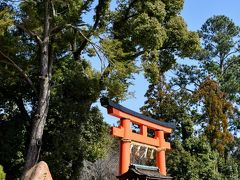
[50,23,88,35]
[73,0,107,58]
[0,50,37,94]
[68,24,115,71]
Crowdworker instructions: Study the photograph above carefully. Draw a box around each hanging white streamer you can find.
[135,145,141,156]
[140,147,148,159]
[130,144,133,154]
[150,149,154,159]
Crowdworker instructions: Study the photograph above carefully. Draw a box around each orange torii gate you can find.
[101,98,175,176]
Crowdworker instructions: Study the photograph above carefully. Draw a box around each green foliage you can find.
[166,16,200,57]
[168,137,222,180]
[132,12,167,50]
[40,60,111,179]
[233,138,240,174]
[0,7,13,36]
[112,0,200,83]
[0,165,6,180]
[161,0,184,16]
[141,77,180,122]
[101,39,138,100]
[218,156,239,180]
[199,15,239,58]
[43,106,110,179]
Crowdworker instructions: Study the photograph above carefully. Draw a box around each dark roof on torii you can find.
[100,97,175,130]
[116,164,172,180]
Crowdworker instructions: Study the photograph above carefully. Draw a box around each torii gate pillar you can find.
[119,118,131,174]
[156,130,166,174]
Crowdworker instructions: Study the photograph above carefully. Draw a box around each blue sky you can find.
[182,0,240,31]
[101,0,240,124]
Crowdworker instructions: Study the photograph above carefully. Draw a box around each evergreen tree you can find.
[141,15,240,179]
[197,15,240,132]
[195,16,240,177]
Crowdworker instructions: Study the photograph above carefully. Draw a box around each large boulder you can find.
[24,161,53,180]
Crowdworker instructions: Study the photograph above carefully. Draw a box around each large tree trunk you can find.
[22,0,51,178]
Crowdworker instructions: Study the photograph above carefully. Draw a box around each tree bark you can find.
[21,0,51,178]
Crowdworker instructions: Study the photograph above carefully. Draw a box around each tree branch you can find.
[16,24,42,45]
[68,24,114,72]
[14,96,31,121]
[73,0,107,59]
[223,49,238,60]
[0,50,37,94]
[99,63,111,90]
[50,23,89,37]
[223,57,239,75]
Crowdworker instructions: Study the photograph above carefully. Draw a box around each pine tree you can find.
[197,15,240,132]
